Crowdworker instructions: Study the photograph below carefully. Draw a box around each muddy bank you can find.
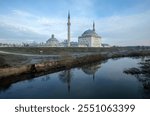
[0,50,150,92]
[0,61,104,92]
[0,54,105,78]
[0,48,150,79]
[0,54,29,67]
[0,54,105,90]
[0,46,150,55]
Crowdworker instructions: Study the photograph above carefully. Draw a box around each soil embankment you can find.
[0,47,150,78]
[0,54,105,78]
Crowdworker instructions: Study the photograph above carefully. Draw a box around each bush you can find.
[0,57,9,68]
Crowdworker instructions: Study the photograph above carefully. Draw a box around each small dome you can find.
[82,65,100,75]
[81,29,100,38]
[82,67,96,75]
[47,38,58,42]
[46,34,59,47]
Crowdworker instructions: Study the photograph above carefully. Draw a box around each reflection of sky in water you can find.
[0,57,147,99]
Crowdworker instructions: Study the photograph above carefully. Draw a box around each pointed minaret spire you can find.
[93,21,95,32]
[67,11,71,47]
[68,11,70,19]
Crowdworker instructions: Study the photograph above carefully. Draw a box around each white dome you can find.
[81,29,101,38]
[82,64,100,75]
[46,38,59,43]
[46,34,59,47]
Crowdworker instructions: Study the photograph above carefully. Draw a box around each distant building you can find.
[78,22,101,47]
[59,40,78,47]
[46,34,59,47]
[101,43,111,47]
[70,42,78,47]
[4,12,105,48]
[32,12,104,48]
[59,40,68,47]
[28,41,39,47]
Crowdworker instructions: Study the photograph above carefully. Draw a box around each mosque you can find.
[46,34,59,47]
[78,22,101,47]
[46,12,102,47]
[59,63,101,93]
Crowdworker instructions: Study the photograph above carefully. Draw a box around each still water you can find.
[0,57,149,99]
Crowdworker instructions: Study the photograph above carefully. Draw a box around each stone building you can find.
[44,13,102,48]
[46,34,59,47]
[78,22,101,47]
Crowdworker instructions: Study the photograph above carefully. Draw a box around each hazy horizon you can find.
[0,0,150,46]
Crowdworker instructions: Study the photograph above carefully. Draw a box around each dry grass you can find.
[0,54,28,67]
[1,46,149,55]
[0,57,9,68]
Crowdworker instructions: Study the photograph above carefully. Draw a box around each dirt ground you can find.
[0,53,29,67]
[0,46,150,68]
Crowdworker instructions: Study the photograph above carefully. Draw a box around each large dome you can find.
[81,29,100,37]
[46,34,59,43]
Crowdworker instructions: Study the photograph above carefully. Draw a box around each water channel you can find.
[0,57,149,99]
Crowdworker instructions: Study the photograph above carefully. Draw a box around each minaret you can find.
[67,11,71,47]
[93,21,95,32]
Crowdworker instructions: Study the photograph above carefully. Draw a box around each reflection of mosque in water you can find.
[58,63,101,93]
[82,64,101,80]
[0,62,102,94]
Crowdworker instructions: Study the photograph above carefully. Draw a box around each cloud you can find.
[94,10,150,46]
[12,10,33,17]
[0,10,49,43]
[0,9,71,43]
[0,7,150,46]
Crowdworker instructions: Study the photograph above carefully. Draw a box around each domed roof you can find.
[81,29,101,38]
[82,65,100,75]
[47,38,58,42]
[82,67,96,75]
[46,34,59,43]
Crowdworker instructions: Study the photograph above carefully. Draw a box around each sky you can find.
[0,0,150,46]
